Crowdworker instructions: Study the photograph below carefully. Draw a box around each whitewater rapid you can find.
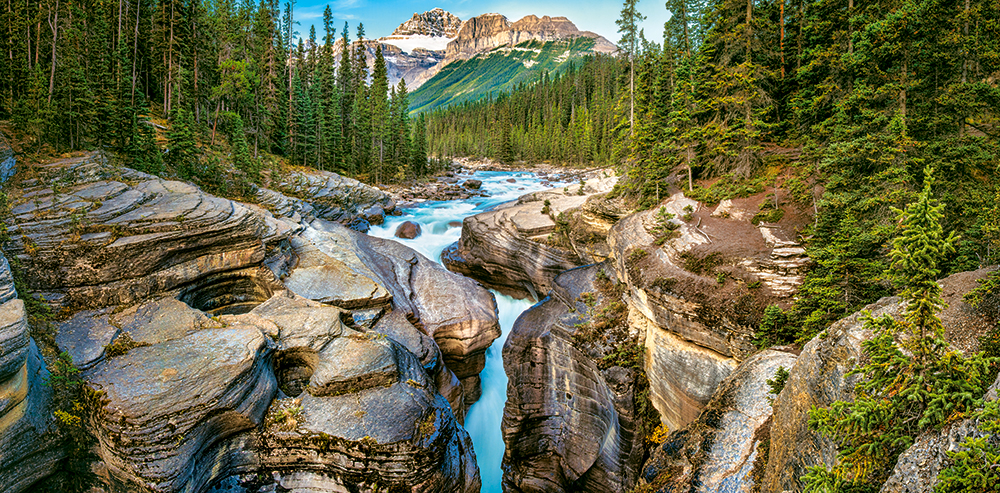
[368,170,562,492]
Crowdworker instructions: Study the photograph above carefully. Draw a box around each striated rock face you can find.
[762,268,997,493]
[85,308,277,492]
[5,154,265,310]
[638,349,798,492]
[606,192,812,434]
[0,153,485,492]
[0,252,63,492]
[445,13,615,63]
[263,168,394,227]
[502,263,646,492]
[443,171,618,299]
[393,8,463,37]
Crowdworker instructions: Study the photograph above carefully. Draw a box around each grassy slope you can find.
[409,38,597,114]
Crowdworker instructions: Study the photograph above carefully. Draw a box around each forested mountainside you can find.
[408,38,607,114]
[0,0,431,191]
[428,2,1000,488]
[428,0,1000,338]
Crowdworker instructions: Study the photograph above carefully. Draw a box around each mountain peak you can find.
[392,8,463,37]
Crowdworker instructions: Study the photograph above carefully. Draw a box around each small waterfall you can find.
[368,170,561,490]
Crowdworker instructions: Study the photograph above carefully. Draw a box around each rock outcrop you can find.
[393,8,463,37]
[638,349,798,492]
[762,268,997,493]
[607,192,812,433]
[278,220,501,410]
[502,262,646,492]
[443,171,618,299]
[0,153,485,493]
[0,252,62,492]
[5,154,265,310]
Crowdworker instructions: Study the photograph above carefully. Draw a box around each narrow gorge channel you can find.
[368,170,564,492]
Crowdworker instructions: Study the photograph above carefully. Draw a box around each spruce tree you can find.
[804,168,991,493]
[166,108,199,179]
[887,166,958,355]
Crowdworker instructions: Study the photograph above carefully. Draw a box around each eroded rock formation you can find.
[502,263,646,492]
[762,268,997,493]
[608,192,812,434]
[443,171,619,298]
[0,153,488,493]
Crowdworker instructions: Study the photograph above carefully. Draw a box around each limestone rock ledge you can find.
[443,171,619,299]
[4,154,265,310]
[762,268,997,493]
[502,263,645,492]
[637,348,797,492]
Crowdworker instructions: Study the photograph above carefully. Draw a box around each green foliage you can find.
[103,332,151,358]
[42,352,105,492]
[650,206,680,245]
[767,366,790,399]
[423,53,619,167]
[804,182,994,491]
[934,400,1000,493]
[686,174,766,205]
[755,304,792,348]
[166,108,199,180]
[964,270,1000,321]
[887,167,958,347]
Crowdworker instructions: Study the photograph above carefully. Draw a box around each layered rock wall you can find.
[0,153,486,493]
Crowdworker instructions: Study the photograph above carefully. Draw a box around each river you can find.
[368,170,565,492]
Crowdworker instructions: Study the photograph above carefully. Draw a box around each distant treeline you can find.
[0,0,431,185]
[427,0,1000,340]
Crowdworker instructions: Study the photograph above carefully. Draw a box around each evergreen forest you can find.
[426,1,1000,490]
[0,0,431,196]
[427,0,1000,340]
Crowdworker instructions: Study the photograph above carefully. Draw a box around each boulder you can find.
[463,179,482,190]
[762,268,997,493]
[638,349,798,492]
[395,220,423,239]
[4,153,265,310]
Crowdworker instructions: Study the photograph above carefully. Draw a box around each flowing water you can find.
[368,171,564,492]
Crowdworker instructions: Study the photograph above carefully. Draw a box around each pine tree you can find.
[887,166,959,354]
[411,113,428,176]
[370,44,389,183]
[166,108,199,179]
[616,0,645,137]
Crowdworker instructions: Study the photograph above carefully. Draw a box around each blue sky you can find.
[293,0,671,46]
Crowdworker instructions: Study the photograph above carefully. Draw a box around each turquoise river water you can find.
[368,170,565,492]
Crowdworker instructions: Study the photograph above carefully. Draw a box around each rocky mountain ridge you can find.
[340,9,615,90]
[391,8,463,37]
